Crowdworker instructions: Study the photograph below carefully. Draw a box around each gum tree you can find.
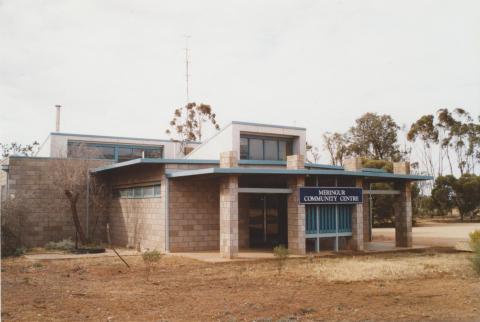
[0,141,39,158]
[165,102,220,154]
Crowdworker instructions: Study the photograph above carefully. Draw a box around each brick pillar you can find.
[394,181,412,248]
[219,150,239,258]
[344,157,362,171]
[394,161,410,175]
[393,162,412,248]
[287,154,305,170]
[220,151,238,168]
[363,192,371,242]
[351,177,364,251]
[287,175,306,255]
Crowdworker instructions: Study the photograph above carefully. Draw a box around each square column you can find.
[394,181,412,247]
[351,178,364,251]
[287,175,306,255]
[219,175,239,258]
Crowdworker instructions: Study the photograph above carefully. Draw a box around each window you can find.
[143,186,154,197]
[115,184,161,199]
[264,140,278,160]
[240,137,249,159]
[68,142,115,160]
[248,138,263,160]
[144,149,162,158]
[240,136,293,161]
[67,141,163,162]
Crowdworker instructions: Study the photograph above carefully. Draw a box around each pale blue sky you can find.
[1,0,479,164]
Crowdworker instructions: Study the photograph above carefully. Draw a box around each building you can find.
[36,132,200,160]
[1,121,431,257]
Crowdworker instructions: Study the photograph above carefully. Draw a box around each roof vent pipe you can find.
[55,104,61,132]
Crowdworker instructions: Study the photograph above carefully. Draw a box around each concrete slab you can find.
[167,250,305,263]
[374,222,480,247]
[365,241,428,252]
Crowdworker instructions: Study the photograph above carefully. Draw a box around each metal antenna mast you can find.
[184,35,191,104]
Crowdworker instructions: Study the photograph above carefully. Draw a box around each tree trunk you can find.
[65,190,87,244]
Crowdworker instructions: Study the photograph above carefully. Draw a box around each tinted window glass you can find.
[134,187,142,198]
[154,185,161,196]
[118,147,132,162]
[143,186,154,197]
[240,137,249,159]
[249,139,263,160]
[285,141,293,157]
[144,149,162,158]
[264,140,278,160]
[91,146,115,159]
[131,148,143,159]
[278,141,287,160]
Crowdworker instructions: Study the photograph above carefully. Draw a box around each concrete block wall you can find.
[287,175,306,255]
[109,195,165,251]
[1,157,111,247]
[105,164,166,251]
[168,177,220,252]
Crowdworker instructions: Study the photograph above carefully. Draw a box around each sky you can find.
[1,0,479,164]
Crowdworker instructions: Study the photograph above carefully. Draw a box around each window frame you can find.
[67,141,164,162]
[239,135,293,161]
[115,184,161,199]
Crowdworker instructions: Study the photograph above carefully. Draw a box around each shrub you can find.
[13,246,26,257]
[142,249,162,281]
[273,245,289,274]
[469,230,480,275]
[469,230,480,248]
[45,239,75,252]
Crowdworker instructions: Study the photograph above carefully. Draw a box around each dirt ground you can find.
[2,249,480,322]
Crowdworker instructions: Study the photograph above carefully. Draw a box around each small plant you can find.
[32,262,43,269]
[142,249,162,281]
[13,246,26,257]
[273,245,289,274]
[45,239,75,252]
[469,230,480,275]
[469,230,480,248]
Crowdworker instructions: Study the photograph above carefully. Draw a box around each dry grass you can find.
[2,251,479,321]
[235,252,474,282]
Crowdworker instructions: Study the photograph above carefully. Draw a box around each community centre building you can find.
[0,121,431,258]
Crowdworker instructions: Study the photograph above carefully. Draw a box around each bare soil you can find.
[2,250,480,321]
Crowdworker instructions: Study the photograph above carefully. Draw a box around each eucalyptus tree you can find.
[165,102,220,155]
[321,132,349,166]
[0,141,39,158]
[348,113,401,161]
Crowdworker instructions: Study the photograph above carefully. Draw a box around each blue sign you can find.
[299,187,363,204]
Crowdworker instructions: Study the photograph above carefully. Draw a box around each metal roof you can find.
[164,167,433,181]
[50,132,202,144]
[91,158,432,181]
[91,158,346,173]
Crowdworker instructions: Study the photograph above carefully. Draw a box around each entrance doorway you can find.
[248,194,288,248]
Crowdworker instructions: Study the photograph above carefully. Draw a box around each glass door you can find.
[248,195,287,248]
[248,195,265,247]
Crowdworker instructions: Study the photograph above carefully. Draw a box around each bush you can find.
[13,246,26,257]
[273,245,289,274]
[45,239,75,252]
[470,230,480,275]
[469,230,480,247]
[142,249,162,281]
